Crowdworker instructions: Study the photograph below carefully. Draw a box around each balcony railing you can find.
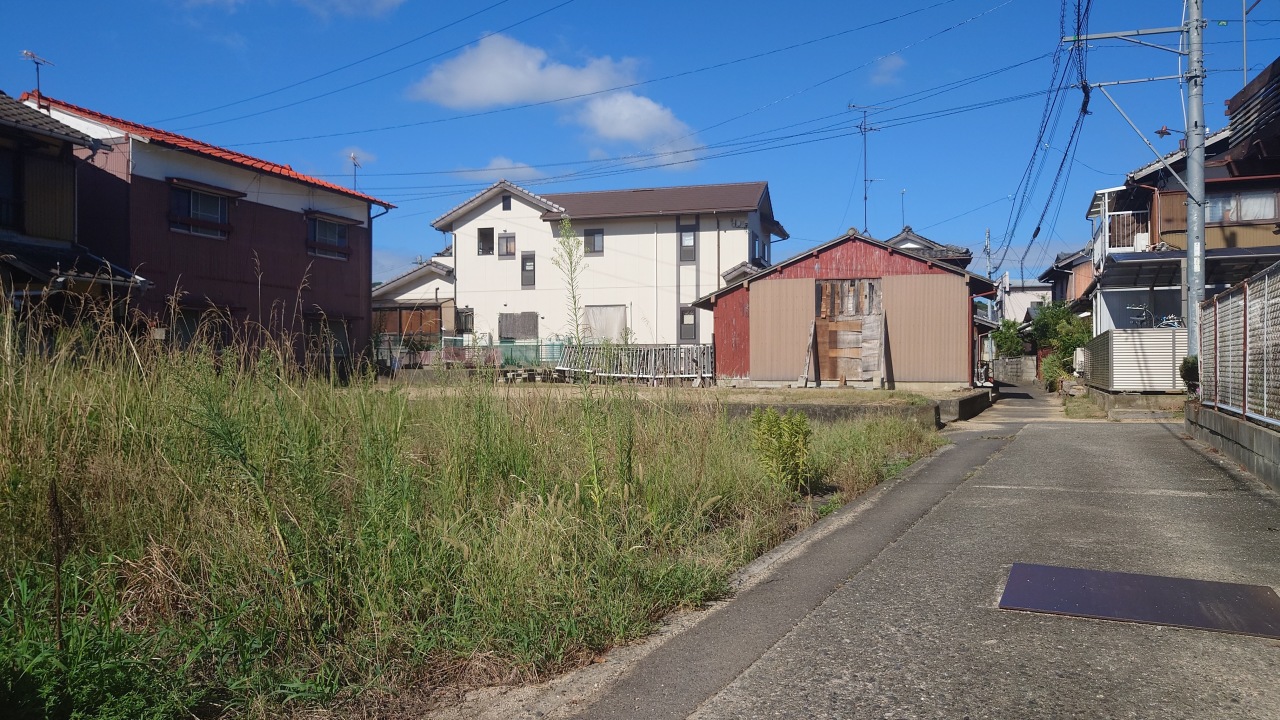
[1092,210,1151,260]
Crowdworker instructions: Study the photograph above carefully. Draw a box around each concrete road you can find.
[570,386,1280,720]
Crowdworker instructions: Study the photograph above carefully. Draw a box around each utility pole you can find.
[984,228,992,278]
[1063,4,1207,357]
[848,105,884,235]
[1186,0,1206,357]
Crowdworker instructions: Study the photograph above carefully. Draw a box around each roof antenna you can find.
[349,152,361,190]
[21,50,54,110]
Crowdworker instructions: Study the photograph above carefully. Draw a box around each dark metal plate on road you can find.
[999,563,1280,640]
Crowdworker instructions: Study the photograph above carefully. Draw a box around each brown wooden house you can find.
[21,91,394,358]
[693,231,994,388]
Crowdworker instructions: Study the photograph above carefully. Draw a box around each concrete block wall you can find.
[1185,402,1280,493]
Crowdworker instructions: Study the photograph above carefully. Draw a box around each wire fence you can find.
[1200,260,1280,426]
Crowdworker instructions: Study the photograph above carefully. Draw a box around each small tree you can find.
[551,215,584,345]
[992,319,1024,357]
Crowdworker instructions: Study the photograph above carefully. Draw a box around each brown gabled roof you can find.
[540,181,789,238]
[21,91,394,209]
[0,90,93,146]
[692,230,995,309]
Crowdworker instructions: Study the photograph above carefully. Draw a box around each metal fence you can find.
[376,334,564,369]
[1200,260,1280,426]
[558,344,714,381]
[1080,329,1186,392]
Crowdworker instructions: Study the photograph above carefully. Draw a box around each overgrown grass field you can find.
[0,311,942,718]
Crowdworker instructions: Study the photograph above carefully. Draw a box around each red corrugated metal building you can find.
[693,231,995,387]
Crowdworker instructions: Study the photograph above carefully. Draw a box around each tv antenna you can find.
[21,50,54,108]
[848,104,886,235]
[349,152,362,189]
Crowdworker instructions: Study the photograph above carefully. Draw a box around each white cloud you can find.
[870,55,906,86]
[580,92,689,144]
[456,156,542,183]
[371,248,418,283]
[297,0,406,18]
[409,34,636,109]
[578,92,703,169]
[186,0,405,17]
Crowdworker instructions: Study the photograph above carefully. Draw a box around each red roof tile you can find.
[20,91,394,209]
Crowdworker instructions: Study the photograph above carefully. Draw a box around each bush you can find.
[1180,355,1199,394]
[992,319,1024,358]
[750,408,813,493]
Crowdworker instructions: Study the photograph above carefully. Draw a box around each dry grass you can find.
[0,302,941,719]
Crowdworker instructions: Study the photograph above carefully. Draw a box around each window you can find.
[478,227,495,255]
[170,187,228,238]
[679,306,697,342]
[678,221,697,262]
[498,233,516,256]
[0,148,19,230]
[749,230,759,261]
[584,228,604,255]
[1205,189,1279,224]
[521,251,536,288]
[308,217,349,259]
[501,194,512,211]
[456,307,475,333]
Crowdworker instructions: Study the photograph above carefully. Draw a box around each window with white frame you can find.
[498,233,516,256]
[584,228,604,255]
[170,186,229,238]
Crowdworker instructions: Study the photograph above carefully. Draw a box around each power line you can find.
[150,0,514,124]
[174,0,579,132]
[225,0,1008,148]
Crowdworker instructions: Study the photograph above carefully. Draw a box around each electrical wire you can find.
[174,0,579,132]
[150,0,515,124]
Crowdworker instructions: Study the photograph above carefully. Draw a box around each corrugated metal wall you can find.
[23,154,75,242]
[1082,329,1186,392]
[748,278,816,381]
[881,274,969,382]
[713,288,750,377]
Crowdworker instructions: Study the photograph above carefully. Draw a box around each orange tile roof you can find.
[20,91,394,209]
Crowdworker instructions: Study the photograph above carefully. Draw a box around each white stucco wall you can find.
[1004,287,1050,324]
[448,193,755,344]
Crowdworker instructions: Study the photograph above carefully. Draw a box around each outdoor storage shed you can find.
[694,231,994,387]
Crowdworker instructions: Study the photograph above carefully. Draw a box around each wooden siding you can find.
[1157,188,1280,250]
[881,274,969,382]
[748,278,816,381]
[22,153,75,242]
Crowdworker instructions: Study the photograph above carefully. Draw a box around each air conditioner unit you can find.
[1132,233,1150,252]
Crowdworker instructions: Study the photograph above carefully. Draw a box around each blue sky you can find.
[3,1,1277,283]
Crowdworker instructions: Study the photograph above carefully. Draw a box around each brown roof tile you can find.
[540,181,770,220]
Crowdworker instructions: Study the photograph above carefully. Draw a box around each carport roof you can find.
[1099,247,1280,289]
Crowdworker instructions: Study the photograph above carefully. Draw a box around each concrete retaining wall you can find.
[720,402,941,428]
[1185,402,1280,493]
[937,390,994,424]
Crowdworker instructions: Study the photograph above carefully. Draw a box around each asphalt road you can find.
[570,386,1280,720]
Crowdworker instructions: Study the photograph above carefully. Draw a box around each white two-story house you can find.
[429,180,788,345]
